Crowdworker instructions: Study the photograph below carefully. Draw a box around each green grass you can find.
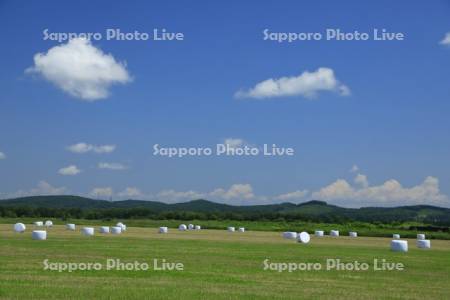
[1,223,450,299]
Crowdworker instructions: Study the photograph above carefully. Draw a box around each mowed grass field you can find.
[1,224,450,299]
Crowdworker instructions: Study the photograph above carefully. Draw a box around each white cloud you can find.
[235,67,350,99]
[67,143,115,154]
[98,162,127,170]
[210,184,255,200]
[440,32,450,46]
[223,138,246,148]
[118,187,142,198]
[26,38,131,101]
[0,151,5,159]
[275,190,309,201]
[89,187,113,198]
[354,173,369,188]
[350,164,359,173]
[2,181,69,199]
[58,165,81,176]
[312,175,449,207]
[157,190,205,202]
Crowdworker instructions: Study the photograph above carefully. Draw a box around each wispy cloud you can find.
[67,143,115,154]
[235,68,350,99]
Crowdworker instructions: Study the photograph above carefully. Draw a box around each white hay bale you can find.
[99,226,110,234]
[34,221,44,227]
[315,230,324,237]
[44,220,53,227]
[417,233,425,240]
[283,232,297,239]
[14,223,26,233]
[188,224,194,230]
[159,226,168,233]
[349,231,358,237]
[416,239,431,249]
[393,234,400,239]
[227,227,235,232]
[195,225,201,230]
[32,230,47,240]
[391,240,408,252]
[238,227,245,232]
[178,224,187,231]
[66,224,76,231]
[111,226,122,234]
[297,232,310,244]
[82,227,95,236]
[330,230,339,237]
[116,222,126,231]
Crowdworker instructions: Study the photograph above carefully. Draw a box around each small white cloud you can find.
[89,187,113,198]
[350,164,359,173]
[118,187,142,198]
[440,32,450,46]
[0,151,5,160]
[275,190,309,201]
[26,38,131,101]
[235,67,350,99]
[98,162,127,170]
[58,165,81,176]
[67,143,115,154]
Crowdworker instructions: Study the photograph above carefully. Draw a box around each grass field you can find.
[1,223,450,299]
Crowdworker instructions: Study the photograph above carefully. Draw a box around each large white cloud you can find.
[440,32,450,46]
[67,143,115,154]
[58,165,81,176]
[210,184,255,200]
[312,174,449,207]
[0,151,5,160]
[235,67,350,99]
[26,38,131,101]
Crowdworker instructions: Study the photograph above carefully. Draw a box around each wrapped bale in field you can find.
[238,227,245,232]
[393,234,400,239]
[45,220,53,227]
[34,221,44,227]
[227,227,235,232]
[417,239,431,249]
[297,232,310,244]
[391,240,408,252]
[159,227,168,233]
[349,231,358,237]
[283,232,297,239]
[32,230,47,240]
[66,224,76,231]
[417,234,425,240]
[178,224,187,231]
[188,224,194,230]
[330,230,339,237]
[14,223,26,233]
[82,227,95,236]
[195,225,201,230]
[111,226,122,234]
[315,230,324,237]
[99,226,110,234]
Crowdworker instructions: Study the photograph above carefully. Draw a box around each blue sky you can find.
[0,1,449,207]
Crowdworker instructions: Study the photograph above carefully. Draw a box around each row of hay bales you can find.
[13,221,127,240]
[157,225,246,233]
[282,229,431,252]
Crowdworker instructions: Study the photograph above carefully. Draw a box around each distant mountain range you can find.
[1,195,449,226]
